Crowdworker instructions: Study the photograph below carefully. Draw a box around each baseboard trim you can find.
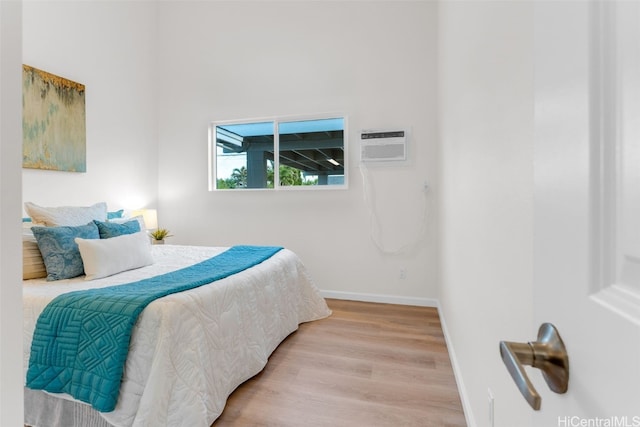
[319,290,438,307]
[319,290,476,427]
[436,301,477,427]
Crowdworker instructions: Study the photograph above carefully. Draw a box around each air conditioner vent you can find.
[360,130,407,162]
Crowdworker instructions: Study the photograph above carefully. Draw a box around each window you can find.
[209,115,346,190]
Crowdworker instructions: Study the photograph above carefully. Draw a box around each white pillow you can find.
[25,201,108,226]
[75,231,154,280]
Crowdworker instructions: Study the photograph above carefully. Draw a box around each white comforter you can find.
[23,245,331,427]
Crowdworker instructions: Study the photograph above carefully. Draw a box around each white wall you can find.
[22,1,159,213]
[438,2,534,426]
[1,2,24,424]
[156,1,438,302]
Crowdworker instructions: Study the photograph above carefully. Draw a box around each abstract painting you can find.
[22,65,86,172]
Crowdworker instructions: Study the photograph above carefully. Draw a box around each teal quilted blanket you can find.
[26,245,283,412]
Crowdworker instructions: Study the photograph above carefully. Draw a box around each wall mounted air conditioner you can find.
[360,130,407,162]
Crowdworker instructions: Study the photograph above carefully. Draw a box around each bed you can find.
[23,241,331,427]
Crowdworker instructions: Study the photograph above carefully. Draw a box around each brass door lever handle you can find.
[499,323,569,410]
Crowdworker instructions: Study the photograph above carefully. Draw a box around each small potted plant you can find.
[149,228,172,245]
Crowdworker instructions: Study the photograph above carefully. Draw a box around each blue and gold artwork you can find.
[22,65,86,172]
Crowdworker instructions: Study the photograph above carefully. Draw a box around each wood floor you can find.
[212,299,467,427]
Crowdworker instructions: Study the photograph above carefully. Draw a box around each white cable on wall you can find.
[359,162,430,256]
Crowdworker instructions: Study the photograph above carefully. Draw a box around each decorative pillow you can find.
[23,238,47,280]
[31,222,100,281]
[109,215,146,230]
[94,219,141,239]
[107,209,124,220]
[24,201,108,227]
[75,231,154,280]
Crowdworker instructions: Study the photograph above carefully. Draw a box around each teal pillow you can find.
[94,219,140,239]
[107,209,124,220]
[31,222,100,281]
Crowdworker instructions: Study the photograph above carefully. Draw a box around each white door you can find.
[532,1,640,425]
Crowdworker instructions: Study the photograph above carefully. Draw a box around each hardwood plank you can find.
[213,299,466,427]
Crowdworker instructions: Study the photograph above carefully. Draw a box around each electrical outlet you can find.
[399,268,407,279]
[488,388,494,427]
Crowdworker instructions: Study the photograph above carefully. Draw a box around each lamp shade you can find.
[132,208,158,230]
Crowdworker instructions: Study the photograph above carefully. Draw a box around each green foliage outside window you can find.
[216,164,317,189]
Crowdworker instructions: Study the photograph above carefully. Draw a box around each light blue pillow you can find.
[31,222,100,281]
[94,219,140,239]
[107,209,124,220]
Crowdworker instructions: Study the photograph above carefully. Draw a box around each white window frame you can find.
[208,113,348,191]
